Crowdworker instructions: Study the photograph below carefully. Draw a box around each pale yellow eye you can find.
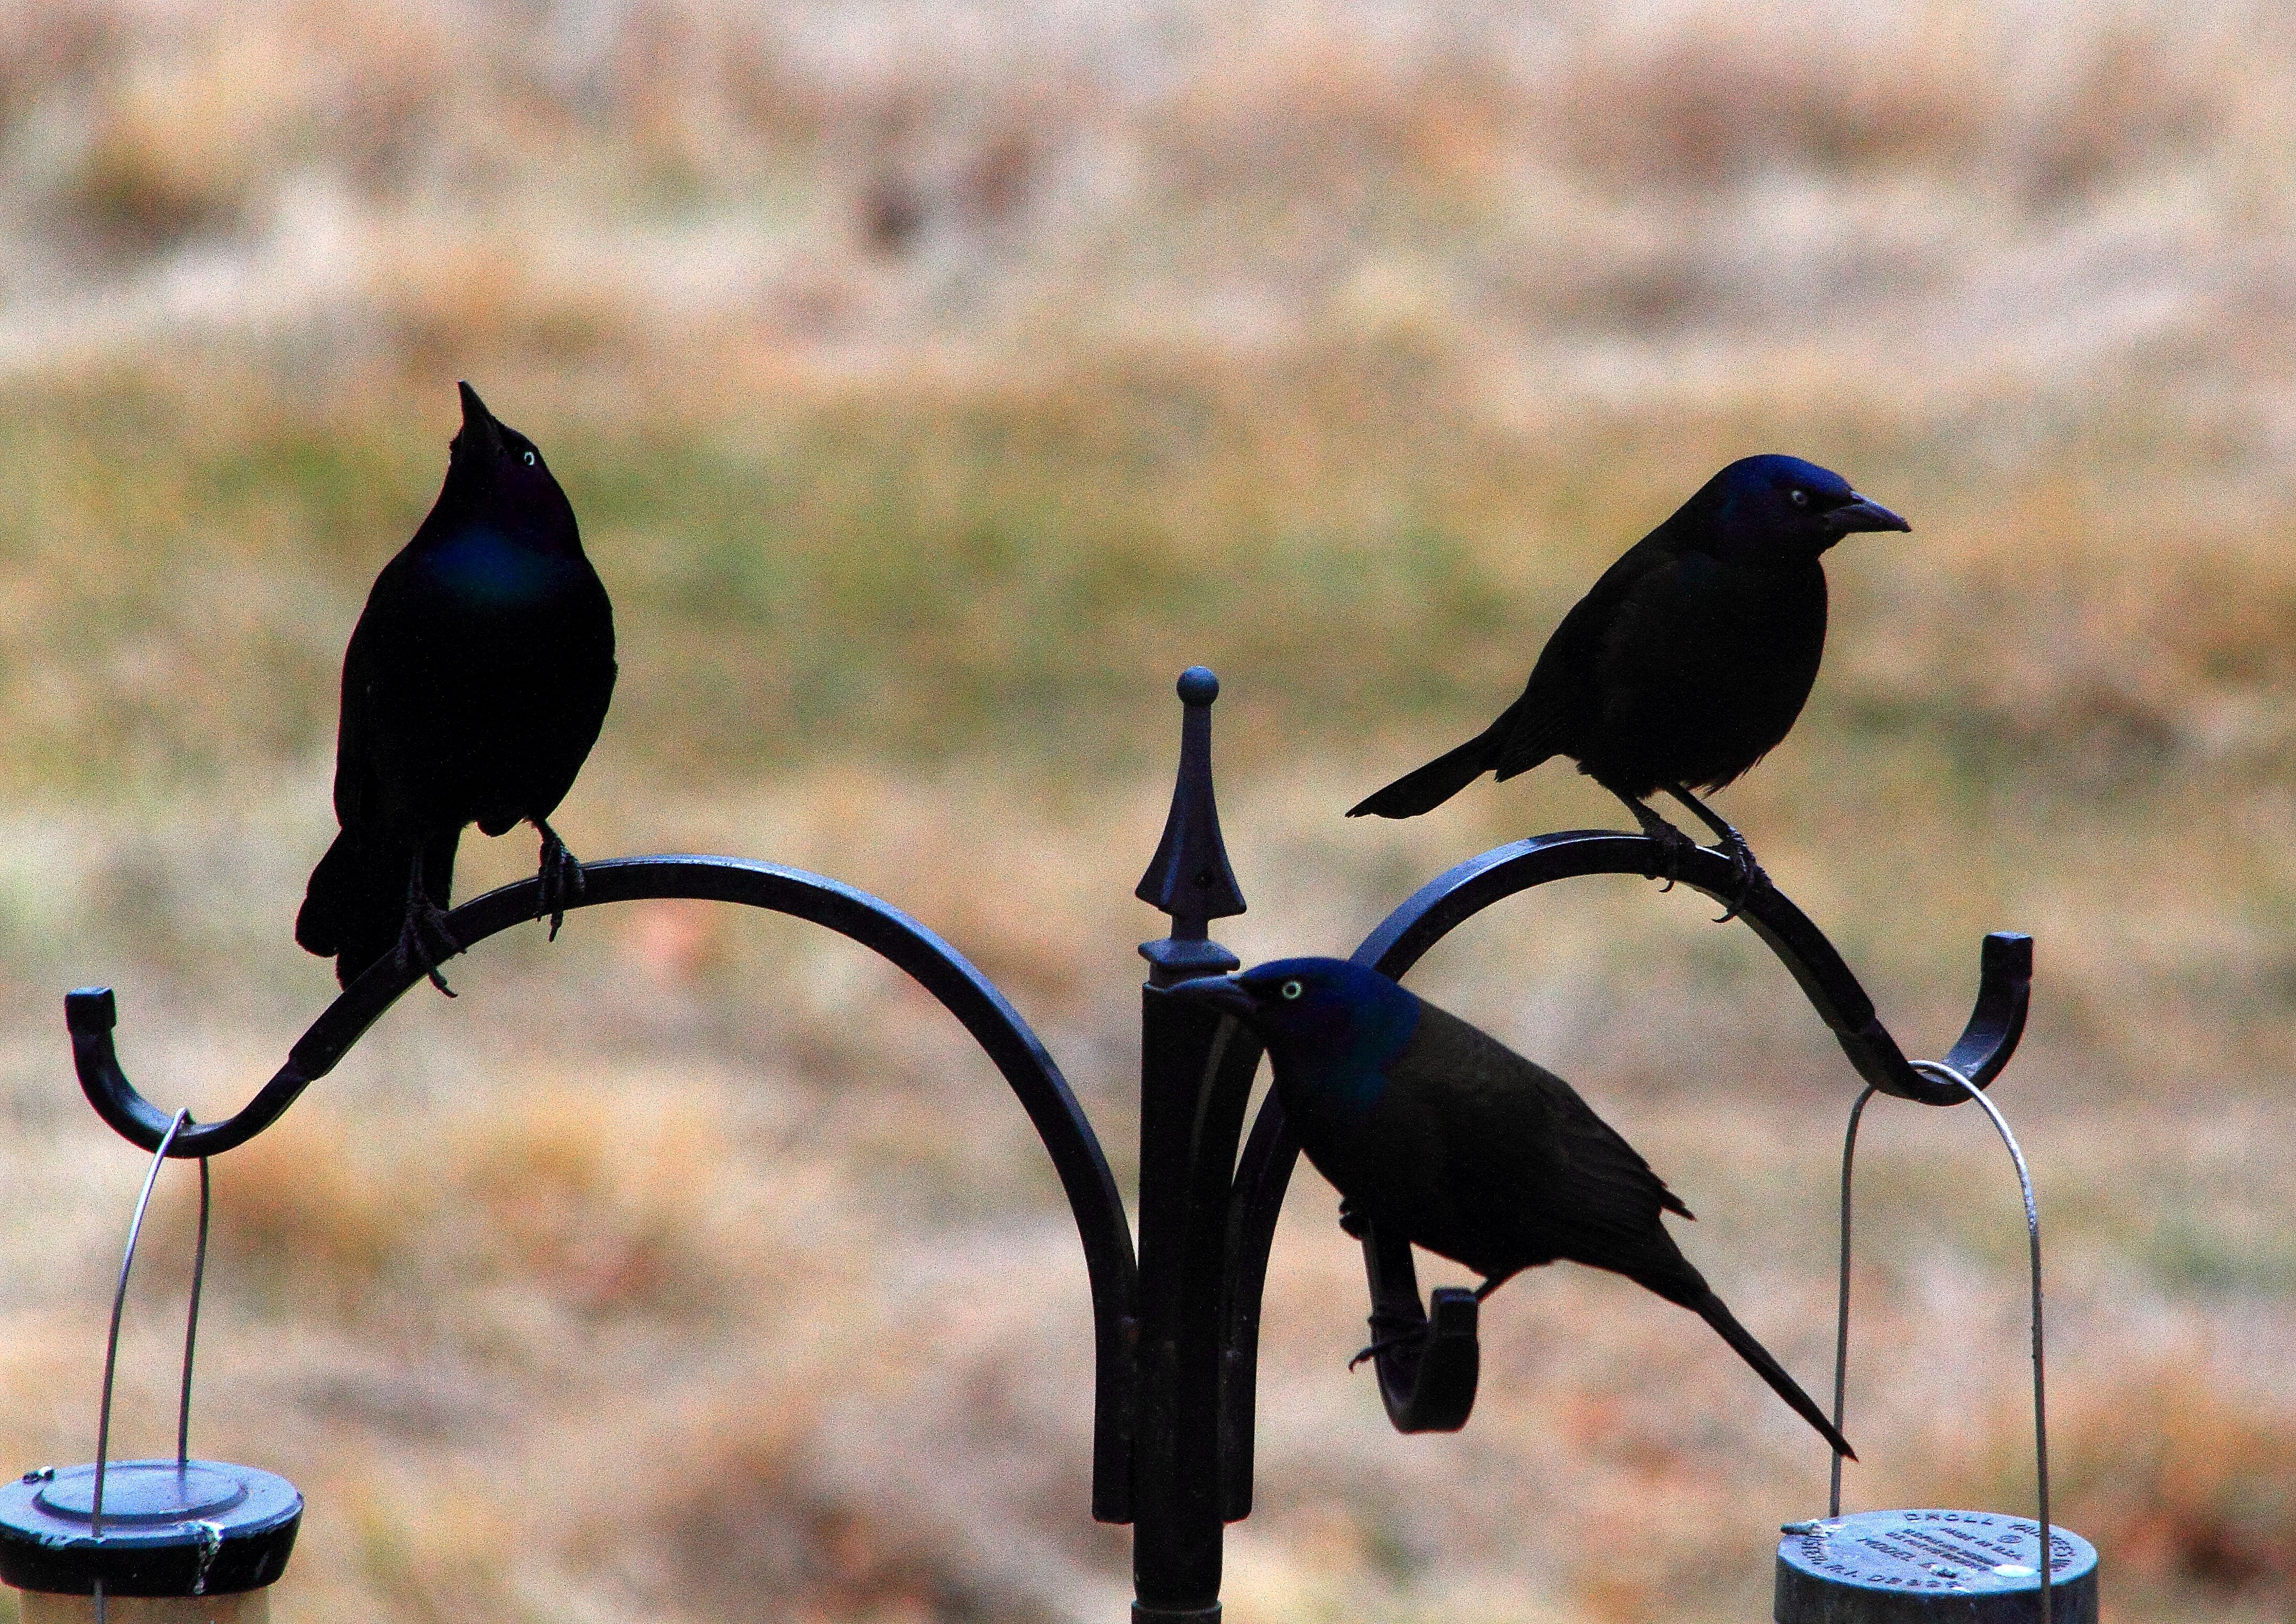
[1280,979,1303,1000]
[523,450,537,466]
[1790,487,1809,506]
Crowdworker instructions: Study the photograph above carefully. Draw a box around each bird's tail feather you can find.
[1347,724,1509,819]
[295,828,459,988]
[1690,1287,1856,1459]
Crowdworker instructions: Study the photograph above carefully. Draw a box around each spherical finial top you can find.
[1177,666,1219,705]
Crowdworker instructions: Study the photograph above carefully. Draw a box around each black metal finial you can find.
[1137,667,1247,983]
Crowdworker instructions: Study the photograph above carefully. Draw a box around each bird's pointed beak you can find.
[1824,494,1911,536]
[1164,973,1257,1020]
[456,381,505,459]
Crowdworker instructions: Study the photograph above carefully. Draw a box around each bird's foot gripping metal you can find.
[533,819,585,940]
[391,884,462,997]
[1349,1312,1428,1372]
[1353,1220,1479,1432]
[1629,810,1698,892]
[1709,846,1773,925]
[1660,783,1770,923]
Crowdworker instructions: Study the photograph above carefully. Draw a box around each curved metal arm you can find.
[1353,831,2030,1105]
[65,854,1141,1521]
[1229,827,2033,1436]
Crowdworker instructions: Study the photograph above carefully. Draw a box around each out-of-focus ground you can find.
[3,1,2296,1618]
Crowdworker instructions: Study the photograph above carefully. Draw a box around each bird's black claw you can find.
[393,897,461,998]
[1349,1319,1432,1371]
[1708,834,1772,924]
[535,823,585,941]
[1640,821,1695,890]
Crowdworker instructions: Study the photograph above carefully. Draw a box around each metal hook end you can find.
[1355,1218,1479,1432]
[67,987,117,1035]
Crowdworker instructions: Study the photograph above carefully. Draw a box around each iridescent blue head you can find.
[1168,956,1421,1113]
[1678,454,1909,564]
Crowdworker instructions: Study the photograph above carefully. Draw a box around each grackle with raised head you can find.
[295,383,616,994]
[1173,956,1855,1459]
[1349,455,1907,915]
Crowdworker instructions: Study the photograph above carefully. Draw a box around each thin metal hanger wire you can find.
[92,1106,187,1538]
[1829,1082,1877,1520]
[88,1105,215,1620]
[179,1152,212,1470]
[1830,1063,2054,1624]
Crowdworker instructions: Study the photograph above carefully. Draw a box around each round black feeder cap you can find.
[0,1461,300,1596]
[1776,1510,2096,1623]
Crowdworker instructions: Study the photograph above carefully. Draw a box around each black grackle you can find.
[1349,455,1907,916]
[1173,956,1855,1459]
[295,383,616,993]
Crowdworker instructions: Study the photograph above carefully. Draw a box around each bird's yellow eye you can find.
[1280,979,1303,1000]
[1789,487,1809,507]
[523,450,537,466]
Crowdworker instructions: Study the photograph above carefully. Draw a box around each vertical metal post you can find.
[1131,668,1255,1622]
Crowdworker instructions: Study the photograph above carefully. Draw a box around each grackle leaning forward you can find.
[1173,956,1855,1459]
[296,383,616,994]
[1349,455,1906,917]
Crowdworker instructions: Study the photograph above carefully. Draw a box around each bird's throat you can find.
[423,527,574,609]
[1270,994,1419,1120]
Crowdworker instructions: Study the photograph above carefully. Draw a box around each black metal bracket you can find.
[1224,828,2033,1446]
[64,855,1142,1523]
[54,666,2037,1620]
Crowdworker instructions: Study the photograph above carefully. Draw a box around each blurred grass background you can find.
[3,0,2296,1618]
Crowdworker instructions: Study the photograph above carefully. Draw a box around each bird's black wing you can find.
[506,568,616,824]
[329,578,385,831]
[1578,540,1827,797]
[1490,533,1674,781]
[1386,1001,1693,1282]
[328,541,450,833]
[300,549,436,983]
[1383,998,1854,1458]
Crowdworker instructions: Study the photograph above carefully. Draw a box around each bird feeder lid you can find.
[0,1460,300,1596]
[1775,1510,2096,1623]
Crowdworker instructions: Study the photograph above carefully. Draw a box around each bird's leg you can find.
[1661,784,1771,924]
[1342,1200,1433,1368]
[392,858,460,997]
[533,818,586,941]
[1602,783,1697,892]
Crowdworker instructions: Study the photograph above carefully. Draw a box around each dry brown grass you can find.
[3,1,2295,1620]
